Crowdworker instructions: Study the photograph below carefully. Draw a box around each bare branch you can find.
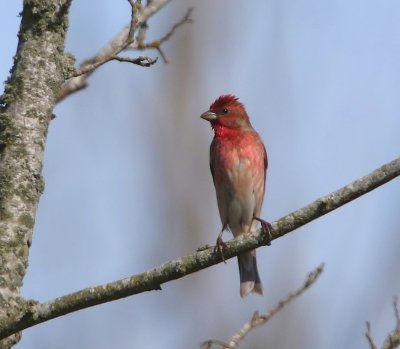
[57,0,172,103]
[382,297,400,349]
[366,297,400,349]
[69,0,141,78]
[131,7,193,63]
[394,297,400,329]
[136,21,149,48]
[127,0,140,44]
[201,340,231,349]
[156,47,169,64]
[366,322,378,349]
[0,158,399,339]
[202,264,324,349]
[111,55,158,67]
[57,1,192,102]
[157,7,193,45]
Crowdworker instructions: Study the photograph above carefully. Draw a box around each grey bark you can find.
[0,0,184,346]
[0,1,73,347]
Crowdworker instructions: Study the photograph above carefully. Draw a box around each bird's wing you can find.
[209,138,216,185]
[263,143,268,185]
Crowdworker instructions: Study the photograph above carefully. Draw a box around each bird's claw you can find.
[254,216,273,246]
[214,236,227,263]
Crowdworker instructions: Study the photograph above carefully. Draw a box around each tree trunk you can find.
[0,1,72,347]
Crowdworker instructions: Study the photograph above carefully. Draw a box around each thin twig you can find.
[201,340,231,349]
[394,297,400,329]
[57,0,173,102]
[131,7,193,63]
[158,7,193,44]
[70,0,141,78]
[382,297,400,349]
[110,55,158,67]
[156,47,168,64]
[366,297,400,349]
[366,322,378,349]
[0,158,399,339]
[202,264,324,349]
[135,0,152,47]
[136,21,149,47]
[127,0,140,44]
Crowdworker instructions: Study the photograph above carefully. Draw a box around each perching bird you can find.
[201,95,270,298]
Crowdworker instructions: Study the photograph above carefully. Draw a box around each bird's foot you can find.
[253,216,273,246]
[214,236,227,263]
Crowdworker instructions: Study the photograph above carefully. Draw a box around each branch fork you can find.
[58,1,192,102]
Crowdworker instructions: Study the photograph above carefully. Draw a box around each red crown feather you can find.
[209,94,243,111]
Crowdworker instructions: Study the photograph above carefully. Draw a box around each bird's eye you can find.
[222,108,229,114]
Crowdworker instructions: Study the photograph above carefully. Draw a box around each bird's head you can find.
[200,95,252,136]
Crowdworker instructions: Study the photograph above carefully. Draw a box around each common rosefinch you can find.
[201,95,269,298]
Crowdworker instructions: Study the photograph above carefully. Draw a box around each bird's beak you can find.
[200,111,217,122]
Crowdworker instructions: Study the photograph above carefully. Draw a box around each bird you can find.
[200,94,270,298]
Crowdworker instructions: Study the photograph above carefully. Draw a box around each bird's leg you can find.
[253,216,272,246]
[214,224,228,263]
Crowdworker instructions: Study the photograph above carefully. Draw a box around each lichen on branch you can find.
[0,157,399,341]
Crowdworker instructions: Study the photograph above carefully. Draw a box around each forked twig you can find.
[202,264,325,349]
[130,7,193,63]
[70,0,142,78]
[366,297,400,349]
[57,0,192,102]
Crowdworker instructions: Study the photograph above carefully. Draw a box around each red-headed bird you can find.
[201,95,269,298]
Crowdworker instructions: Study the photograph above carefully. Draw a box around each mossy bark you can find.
[0,0,72,347]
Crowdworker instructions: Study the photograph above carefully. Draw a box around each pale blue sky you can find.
[2,1,400,348]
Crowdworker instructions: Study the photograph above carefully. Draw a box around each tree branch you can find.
[0,157,399,339]
[57,0,169,102]
[366,322,378,349]
[367,297,400,349]
[202,264,325,349]
[131,7,193,63]
[110,55,158,67]
[69,0,141,78]
[57,0,192,103]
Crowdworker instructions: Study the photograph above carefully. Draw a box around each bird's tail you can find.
[238,249,264,298]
